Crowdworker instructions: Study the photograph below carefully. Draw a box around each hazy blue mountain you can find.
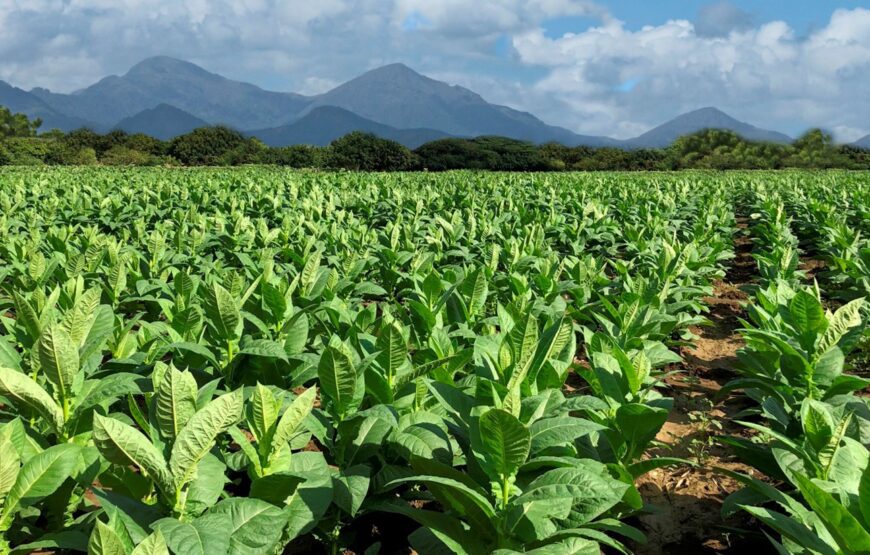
[305,64,617,147]
[626,107,792,148]
[113,103,209,140]
[31,56,311,129]
[251,106,451,148]
[11,57,797,148]
[0,80,93,132]
[853,134,870,149]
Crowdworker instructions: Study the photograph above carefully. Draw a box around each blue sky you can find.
[553,1,869,35]
[0,1,868,141]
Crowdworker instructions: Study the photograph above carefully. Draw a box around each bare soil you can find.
[799,257,827,282]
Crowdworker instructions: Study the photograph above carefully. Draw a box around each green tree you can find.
[169,126,246,165]
[0,106,41,138]
[788,129,844,168]
[263,144,324,167]
[219,138,270,165]
[327,132,414,171]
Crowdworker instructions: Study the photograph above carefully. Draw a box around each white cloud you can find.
[511,8,870,140]
[0,1,866,141]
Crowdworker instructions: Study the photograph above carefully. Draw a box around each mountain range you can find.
[2,55,854,149]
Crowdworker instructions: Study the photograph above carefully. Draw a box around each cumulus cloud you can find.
[512,8,870,140]
[0,1,867,141]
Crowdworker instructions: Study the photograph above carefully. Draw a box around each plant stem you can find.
[225,339,235,383]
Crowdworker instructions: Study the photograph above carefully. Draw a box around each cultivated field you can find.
[0,168,868,554]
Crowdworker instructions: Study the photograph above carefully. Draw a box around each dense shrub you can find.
[218,138,270,165]
[101,146,159,166]
[327,132,414,171]
[416,137,548,171]
[263,145,324,167]
[169,126,246,165]
[1,138,52,165]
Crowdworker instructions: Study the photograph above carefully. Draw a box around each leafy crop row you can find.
[718,182,870,554]
[0,168,867,554]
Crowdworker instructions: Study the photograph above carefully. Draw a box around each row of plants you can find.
[717,188,870,554]
[0,168,748,554]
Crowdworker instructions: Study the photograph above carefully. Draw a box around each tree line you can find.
[2,105,869,170]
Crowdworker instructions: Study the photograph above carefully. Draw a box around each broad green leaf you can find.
[62,287,101,346]
[818,298,864,354]
[788,290,826,350]
[741,506,837,555]
[184,454,228,517]
[0,367,64,435]
[153,513,233,555]
[249,474,305,506]
[0,336,21,370]
[385,474,496,523]
[376,321,408,384]
[626,351,650,396]
[131,531,169,555]
[282,452,333,540]
[332,465,371,517]
[92,414,173,496]
[73,373,148,420]
[615,403,668,462]
[300,251,322,294]
[228,426,263,476]
[155,367,199,440]
[238,339,288,362]
[801,400,834,453]
[529,417,604,454]
[247,384,278,446]
[88,521,126,555]
[513,466,628,528]
[283,314,308,355]
[468,269,488,317]
[477,409,530,481]
[0,444,79,527]
[338,414,394,466]
[205,283,242,341]
[0,432,19,502]
[209,497,287,555]
[38,324,79,403]
[8,531,89,554]
[270,387,316,455]
[13,292,42,340]
[79,304,115,363]
[317,343,358,419]
[506,312,538,387]
[170,390,243,491]
[793,473,870,553]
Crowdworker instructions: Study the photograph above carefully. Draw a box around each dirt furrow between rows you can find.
[634,218,766,554]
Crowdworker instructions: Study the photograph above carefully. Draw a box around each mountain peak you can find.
[126,56,212,78]
[114,103,209,140]
[627,106,791,148]
[368,62,420,75]
[684,106,729,117]
[348,63,439,88]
